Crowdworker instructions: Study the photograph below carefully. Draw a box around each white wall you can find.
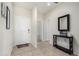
[13,6,32,45]
[0,2,3,55]
[31,7,38,48]
[0,2,14,56]
[44,2,79,55]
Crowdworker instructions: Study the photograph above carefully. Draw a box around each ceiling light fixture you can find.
[47,3,51,6]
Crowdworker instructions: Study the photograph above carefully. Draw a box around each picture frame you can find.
[58,14,70,31]
[1,2,6,18]
[6,6,10,29]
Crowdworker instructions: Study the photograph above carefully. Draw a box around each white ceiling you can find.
[13,2,61,14]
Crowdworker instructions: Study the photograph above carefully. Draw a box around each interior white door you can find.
[37,21,41,42]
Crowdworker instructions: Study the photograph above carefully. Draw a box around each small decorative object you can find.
[1,2,6,18]
[6,6,10,29]
[60,31,67,36]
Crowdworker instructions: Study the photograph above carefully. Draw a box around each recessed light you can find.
[47,3,51,6]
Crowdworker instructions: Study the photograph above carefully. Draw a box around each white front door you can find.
[14,16,31,45]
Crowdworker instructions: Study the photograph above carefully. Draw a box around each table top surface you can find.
[53,35,73,38]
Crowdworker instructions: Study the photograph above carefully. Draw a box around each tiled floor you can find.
[11,41,69,56]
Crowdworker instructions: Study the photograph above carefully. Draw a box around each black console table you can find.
[53,35,73,55]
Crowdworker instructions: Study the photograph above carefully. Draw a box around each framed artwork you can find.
[6,6,10,29]
[1,2,6,18]
[58,14,70,31]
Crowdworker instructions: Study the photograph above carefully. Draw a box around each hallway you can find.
[0,2,79,56]
[11,41,69,56]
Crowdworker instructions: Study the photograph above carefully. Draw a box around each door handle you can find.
[28,29,30,33]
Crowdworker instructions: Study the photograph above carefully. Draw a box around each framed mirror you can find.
[6,6,10,29]
[58,14,70,31]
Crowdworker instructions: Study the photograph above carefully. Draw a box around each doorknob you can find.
[28,29,30,32]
